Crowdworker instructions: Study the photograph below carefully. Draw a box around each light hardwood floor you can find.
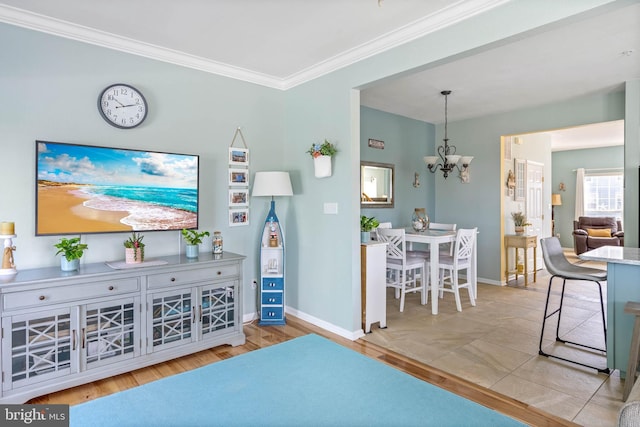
[29,315,576,427]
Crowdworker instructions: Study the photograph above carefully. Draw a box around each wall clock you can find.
[98,83,148,129]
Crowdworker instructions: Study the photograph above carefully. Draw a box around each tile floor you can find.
[361,253,626,426]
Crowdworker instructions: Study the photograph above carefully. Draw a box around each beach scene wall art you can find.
[36,141,199,235]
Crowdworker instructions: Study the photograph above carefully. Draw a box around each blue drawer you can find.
[261,306,283,321]
[262,278,283,291]
[261,292,283,305]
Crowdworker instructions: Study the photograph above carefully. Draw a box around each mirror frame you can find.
[360,161,394,208]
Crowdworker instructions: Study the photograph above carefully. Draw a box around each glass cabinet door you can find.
[2,307,78,391]
[82,297,139,370]
[147,288,195,353]
[200,282,236,338]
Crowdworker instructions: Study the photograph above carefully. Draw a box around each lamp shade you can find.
[252,171,293,197]
[551,193,562,206]
[423,156,438,166]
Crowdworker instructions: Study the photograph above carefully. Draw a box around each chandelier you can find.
[423,90,473,179]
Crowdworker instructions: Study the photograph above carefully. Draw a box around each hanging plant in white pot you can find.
[306,140,337,178]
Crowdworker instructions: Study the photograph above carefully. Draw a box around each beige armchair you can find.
[573,216,623,255]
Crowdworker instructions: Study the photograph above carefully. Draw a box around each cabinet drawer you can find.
[262,277,283,291]
[3,278,139,311]
[148,264,239,289]
[261,292,283,305]
[261,306,283,321]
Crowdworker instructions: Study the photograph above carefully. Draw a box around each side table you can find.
[504,234,537,286]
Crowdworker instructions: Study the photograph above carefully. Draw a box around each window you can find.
[583,171,623,222]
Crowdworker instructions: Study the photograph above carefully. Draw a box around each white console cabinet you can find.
[0,252,245,403]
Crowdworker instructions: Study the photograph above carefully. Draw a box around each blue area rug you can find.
[71,334,525,426]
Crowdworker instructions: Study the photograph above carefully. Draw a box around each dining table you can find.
[404,228,478,315]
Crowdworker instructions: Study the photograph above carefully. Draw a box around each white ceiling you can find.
[0,0,638,149]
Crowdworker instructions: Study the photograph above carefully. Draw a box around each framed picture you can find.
[229,189,249,207]
[229,209,249,226]
[229,147,249,166]
[228,168,249,186]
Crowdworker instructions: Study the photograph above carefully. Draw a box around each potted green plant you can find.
[123,232,145,264]
[360,215,380,243]
[54,237,88,271]
[307,139,337,178]
[511,211,531,235]
[181,229,210,258]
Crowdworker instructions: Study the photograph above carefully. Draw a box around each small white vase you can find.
[313,155,332,178]
[361,231,371,243]
[61,256,79,271]
[185,244,199,258]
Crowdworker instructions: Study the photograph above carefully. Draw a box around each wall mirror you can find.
[361,161,394,208]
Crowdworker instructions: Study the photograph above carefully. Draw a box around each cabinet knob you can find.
[217,271,222,275]
[170,277,176,282]
[39,295,45,301]
[108,286,114,291]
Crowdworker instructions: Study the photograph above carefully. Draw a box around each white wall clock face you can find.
[98,83,148,129]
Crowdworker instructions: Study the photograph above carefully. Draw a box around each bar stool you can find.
[623,301,640,400]
[538,237,609,373]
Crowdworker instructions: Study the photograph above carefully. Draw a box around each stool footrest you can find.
[539,349,610,374]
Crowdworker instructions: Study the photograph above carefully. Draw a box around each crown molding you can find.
[282,0,508,89]
[0,1,506,91]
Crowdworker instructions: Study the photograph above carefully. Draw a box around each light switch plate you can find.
[323,203,338,214]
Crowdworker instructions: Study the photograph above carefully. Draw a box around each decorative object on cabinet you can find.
[0,252,245,403]
[1,222,17,276]
[423,90,473,179]
[98,83,148,129]
[228,127,250,225]
[511,211,531,235]
[307,140,337,178]
[181,229,210,258]
[53,237,88,271]
[360,215,380,243]
[252,171,293,325]
[411,208,429,232]
[124,232,145,263]
[360,161,394,208]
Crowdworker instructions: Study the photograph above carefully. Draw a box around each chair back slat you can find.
[453,228,476,266]
[377,228,406,262]
[429,222,457,231]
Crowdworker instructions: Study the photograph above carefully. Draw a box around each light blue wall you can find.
[282,0,626,333]
[552,146,625,248]
[2,0,634,338]
[0,23,285,316]
[360,107,435,227]
[434,91,626,284]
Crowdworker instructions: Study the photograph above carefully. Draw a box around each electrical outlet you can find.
[251,280,257,289]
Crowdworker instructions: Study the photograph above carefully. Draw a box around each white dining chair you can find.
[407,222,457,258]
[377,228,428,312]
[373,222,392,241]
[436,228,477,312]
